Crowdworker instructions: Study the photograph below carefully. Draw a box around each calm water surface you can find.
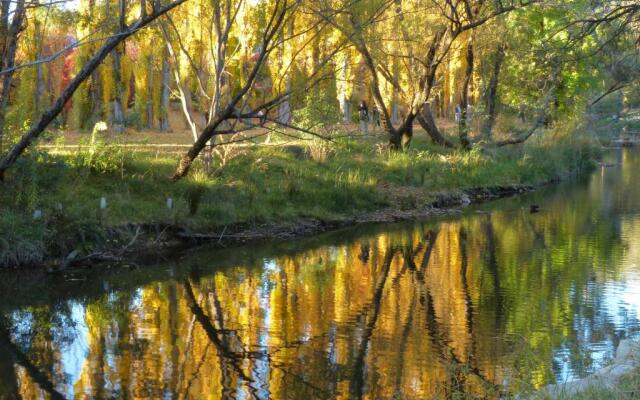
[2,150,640,399]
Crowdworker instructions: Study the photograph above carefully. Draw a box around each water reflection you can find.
[2,150,640,399]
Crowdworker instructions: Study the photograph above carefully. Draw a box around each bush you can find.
[292,90,341,132]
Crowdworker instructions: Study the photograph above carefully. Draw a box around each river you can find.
[1,149,640,399]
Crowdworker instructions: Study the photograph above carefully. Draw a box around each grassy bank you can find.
[0,124,601,268]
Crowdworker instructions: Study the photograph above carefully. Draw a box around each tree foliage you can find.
[0,0,638,177]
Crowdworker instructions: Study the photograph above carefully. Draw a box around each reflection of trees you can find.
[183,278,252,384]
[0,317,66,400]
[482,217,503,328]
[403,229,499,397]
[4,155,640,399]
[349,247,397,399]
[183,276,332,399]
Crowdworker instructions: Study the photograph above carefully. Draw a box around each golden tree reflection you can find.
[3,154,640,399]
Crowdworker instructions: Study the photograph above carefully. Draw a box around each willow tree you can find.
[0,0,188,180]
[170,0,351,179]
[316,0,538,150]
[78,0,106,127]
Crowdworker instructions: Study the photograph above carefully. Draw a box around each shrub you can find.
[292,90,341,132]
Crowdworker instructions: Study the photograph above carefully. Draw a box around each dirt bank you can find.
[31,183,533,272]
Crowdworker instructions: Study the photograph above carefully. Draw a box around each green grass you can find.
[0,126,602,268]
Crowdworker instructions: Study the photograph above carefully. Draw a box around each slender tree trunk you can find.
[34,14,46,121]
[183,85,194,128]
[87,0,103,126]
[481,44,505,140]
[278,17,295,124]
[0,0,25,153]
[159,53,170,131]
[161,32,198,140]
[311,29,320,97]
[146,54,154,129]
[357,45,395,145]
[90,69,103,124]
[111,46,125,133]
[341,96,350,123]
[111,0,127,133]
[35,63,45,116]
[339,55,350,123]
[458,41,474,149]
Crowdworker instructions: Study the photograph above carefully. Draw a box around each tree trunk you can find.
[339,55,350,122]
[161,33,198,140]
[458,41,474,149]
[0,0,25,153]
[110,0,127,133]
[389,115,414,150]
[277,17,294,125]
[90,68,103,124]
[87,0,103,126]
[391,101,399,125]
[34,62,45,117]
[146,54,154,129]
[111,45,125,133]
[481,44,505,140]
[341,96,350,123]
[34,14,46,120]
[311,30,320,97]
[159,53,170,131]
[417,102,454,147]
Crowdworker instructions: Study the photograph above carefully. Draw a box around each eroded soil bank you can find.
[30,184,534,272]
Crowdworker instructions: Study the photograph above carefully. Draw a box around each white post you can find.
[100,197,107,209]
[166,197,174,210]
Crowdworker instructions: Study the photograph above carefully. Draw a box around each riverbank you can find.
[0,128,601,269]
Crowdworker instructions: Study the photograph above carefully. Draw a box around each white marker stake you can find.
[100,197,107,210]
[166,197,174,210]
